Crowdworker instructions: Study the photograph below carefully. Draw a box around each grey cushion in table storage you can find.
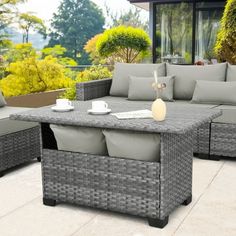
[103,129,161,162]
[191,81,236,105]
[0,90,6,107]
[110,62,166,97]
[226,64,236,81]
[50,125,108,155]
[166,63,227,100]
[128,75,174,101]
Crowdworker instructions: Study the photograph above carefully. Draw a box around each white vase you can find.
[151,98,166,121]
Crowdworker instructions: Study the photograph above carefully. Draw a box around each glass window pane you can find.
[195,9,223,63]
[155,3,193,64]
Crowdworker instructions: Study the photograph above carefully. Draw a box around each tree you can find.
[42,45,66,58]
[84,34,105,64]
[0,0,25,26]
[0,0,25,50]
[105,7,148,32]
[215,0,236,64]
[48,0,105,64]
[19,13,47,43]
[42,45,77,66]
[97,26,151,63]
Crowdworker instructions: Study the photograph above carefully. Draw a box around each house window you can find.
[195,2,224,63]
[154,1,225,64]
[155,3,193,64]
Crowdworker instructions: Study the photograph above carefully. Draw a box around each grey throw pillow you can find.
[110,62,166,97]
[0,90,6,107]
[226,64,236,81]
[128,76,174,101]
[50,125,108,155]
[167,63,227,100]
[103,129,161,162]
[191,81,236,105]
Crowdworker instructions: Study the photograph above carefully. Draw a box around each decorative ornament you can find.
[151,70,167,121]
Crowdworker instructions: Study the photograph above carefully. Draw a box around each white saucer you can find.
[51,105,74,112]
[87,108,111,115]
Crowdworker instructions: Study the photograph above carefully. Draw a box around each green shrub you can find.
[215,0,236,64]
[97,25,151,63]
[5,43,36,63]
[0,56,72,97]
[61,66,112,100]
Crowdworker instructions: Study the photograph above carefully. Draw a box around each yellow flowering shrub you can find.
[0,56,73,97]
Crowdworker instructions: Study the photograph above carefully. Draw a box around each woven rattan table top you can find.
[11,100,222,134]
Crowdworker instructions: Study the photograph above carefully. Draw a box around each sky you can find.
[18,0,148,27]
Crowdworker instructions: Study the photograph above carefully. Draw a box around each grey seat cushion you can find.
[103,129,161,162]
[226,64,236,81]
[173,100,218,108]
[0,90,6,107]
[128,76,174,101]
[0,118,38,136]
[166,63,227,100]
[213,105,236,124]
[191,81,236,105]
[0,106,34,119]
[50,125,108,155]
[110,62,166,97]
[93,96,219,109]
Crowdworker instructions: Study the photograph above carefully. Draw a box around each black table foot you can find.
[182,195,192,206]
[148,216,169,228]
[37,156,41,162]
[194,153,210,159]
[209,155,220,161]
[43,198,56,206]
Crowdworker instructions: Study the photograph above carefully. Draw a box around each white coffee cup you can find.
[56,99,72,108]
[92,101,108,111]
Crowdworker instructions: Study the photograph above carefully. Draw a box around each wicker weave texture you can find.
[42,149,161,218]
[76,79,112,101]
[0,126,41,172]
[41,130,194,220]
[211,123,236,157]
[11,101,222,135]
[194,123,210,155]
[160,131,193,219]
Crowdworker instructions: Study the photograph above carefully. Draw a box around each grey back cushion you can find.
[110,62,166,97]
[226,64,236,81]
[167,63,227,100]
[0,90,6,107]
[192,81,236,105]
[128,76,174,101]
[103,129,161,162]
[50,125,108,155]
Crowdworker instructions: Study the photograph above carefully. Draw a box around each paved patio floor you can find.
[0,158,236,236]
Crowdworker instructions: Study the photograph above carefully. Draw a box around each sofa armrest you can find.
[76,78,112,101]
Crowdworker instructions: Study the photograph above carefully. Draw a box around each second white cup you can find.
[92,101,108,111]
[56,99,72,108]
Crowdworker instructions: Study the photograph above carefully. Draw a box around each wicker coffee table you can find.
[11,101,221,228]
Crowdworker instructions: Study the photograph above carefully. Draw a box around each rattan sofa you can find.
[76,63,236,160]
[0,106,41,177]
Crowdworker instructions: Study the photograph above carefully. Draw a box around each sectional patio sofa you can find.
[76,62,236,160]
[0,92,41,177]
